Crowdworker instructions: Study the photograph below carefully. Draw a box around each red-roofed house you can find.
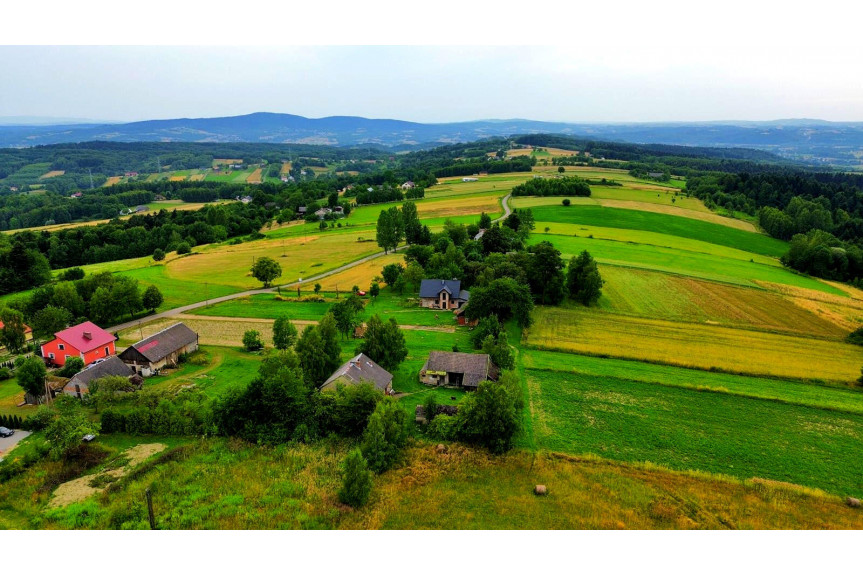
[41,321,116,367]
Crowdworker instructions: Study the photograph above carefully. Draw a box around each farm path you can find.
[493,193,513,223]
[107,245,408,334]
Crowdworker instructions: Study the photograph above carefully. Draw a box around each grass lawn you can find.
[526,368,863,496]
[141,347,261,398]
[525,306,862,382]
[529,204,787,257]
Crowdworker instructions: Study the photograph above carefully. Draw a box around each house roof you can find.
[119,323,198,363]
[320,353,393,393]
[53,321,115,353]
[67,356,134,389]
[419,279,462,299]
[0,321,31,334]
[424,351,498,387]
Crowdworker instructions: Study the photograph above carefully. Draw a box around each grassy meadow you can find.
[524,369,863,496]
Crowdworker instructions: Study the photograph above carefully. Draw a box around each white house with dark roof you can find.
[419,279,470,310]
[320,353,393,394]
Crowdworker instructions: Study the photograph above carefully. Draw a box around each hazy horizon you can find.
[2,45,862,125]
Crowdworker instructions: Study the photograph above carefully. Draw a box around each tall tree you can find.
[528,241,567,305]
[402,201,422,245]
[296,325,329,387]
[318,313,342,375]
[355,315,408,371]
[251,256,282,288]
[0,308,27,353]
[16,357,47,398]
[32,305,72,344]
[464,277,534,328]
[142,285,164,312]
[566,250,604,306]
[272,316,298,350]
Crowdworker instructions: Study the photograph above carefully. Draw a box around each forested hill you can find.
[3,113,863,166]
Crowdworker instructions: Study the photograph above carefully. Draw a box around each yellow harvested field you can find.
[525,306,863,382]
[246,168,263,184]
[758,281,863,331]
[165,233,382,289]
[120,316,279,347]
[416,193,502,219]
[213,158,242,167]
[280,161,292,175]
[103,176,122,186]
[189,173,206,181]
[39,170,65,179]
[598,266,846,339]
[169,176,186,182]
[313,253,404,291]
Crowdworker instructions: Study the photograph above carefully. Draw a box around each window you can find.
[58,343,65,351]
[49,353,55,359]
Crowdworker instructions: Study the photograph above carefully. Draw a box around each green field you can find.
[534,233,844,295]
[523,349,863,415]
[529,205,787,257]
[526,369,863,496]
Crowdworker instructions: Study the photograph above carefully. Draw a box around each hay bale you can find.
[846,497,861,508]
[534,484,548,496]
[435,444,448,454]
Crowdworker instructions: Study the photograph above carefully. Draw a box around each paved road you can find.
[108,192,512,334]
[0,430,31,460]
[106,244,408,333]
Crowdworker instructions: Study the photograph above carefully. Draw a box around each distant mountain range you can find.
[2,112,862,166]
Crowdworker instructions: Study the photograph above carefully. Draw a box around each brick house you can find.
[419,279,470,310]
[41,321,116,367]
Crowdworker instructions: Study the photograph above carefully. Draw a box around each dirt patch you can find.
[49,443,167,508]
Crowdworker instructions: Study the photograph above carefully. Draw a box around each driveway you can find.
[0,430,32,460]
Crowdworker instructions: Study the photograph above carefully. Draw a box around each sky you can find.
[2,2,861,124]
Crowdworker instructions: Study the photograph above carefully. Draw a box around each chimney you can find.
[83,331,92,340]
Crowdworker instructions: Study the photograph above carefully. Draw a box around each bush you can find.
[57,356,85,378]
[338,449,373,508]
[360,399,408,473]
[176,242,191,255]
[847,326,863,346]
[0,367,12,381]
[152,248,165,262]
[428,414,459,441]
[562,198,571,206]
[242,330,264,351]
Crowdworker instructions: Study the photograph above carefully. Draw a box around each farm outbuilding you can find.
[119,323,199,376]
[320,353,393,395]
[62,356,138,398]
[420,351,499,390]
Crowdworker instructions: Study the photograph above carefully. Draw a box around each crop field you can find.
[535,233,843,295]
[525,369,863,496]
[164,233,383,290]
[529,205,783,256]
[38,170,65,179]
[596,266,846,338]
[522,349,863,414]
[119,315,278,348]
[525,306,862,381]
[246,168,263,184]
[311,252,403,291]
[346,192,504,227]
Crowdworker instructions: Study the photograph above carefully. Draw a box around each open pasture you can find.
[525,306,862,382]
[522,349,863,414]
[525,369,863,496]
[346,191,504,227]
[596,266,845,339]
[536,234,843,295]
[164,233,383,290]
[311,252,403,292]
[136,346,261,397]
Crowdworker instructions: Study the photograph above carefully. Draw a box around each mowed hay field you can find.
[311,252,403,291]
[525,306,863,381]
[525,369,863,496]
[597,266,847,338]
[346,192,504,227]
[164,233,382,289]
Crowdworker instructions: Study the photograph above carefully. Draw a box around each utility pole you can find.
[146,488,157,530]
